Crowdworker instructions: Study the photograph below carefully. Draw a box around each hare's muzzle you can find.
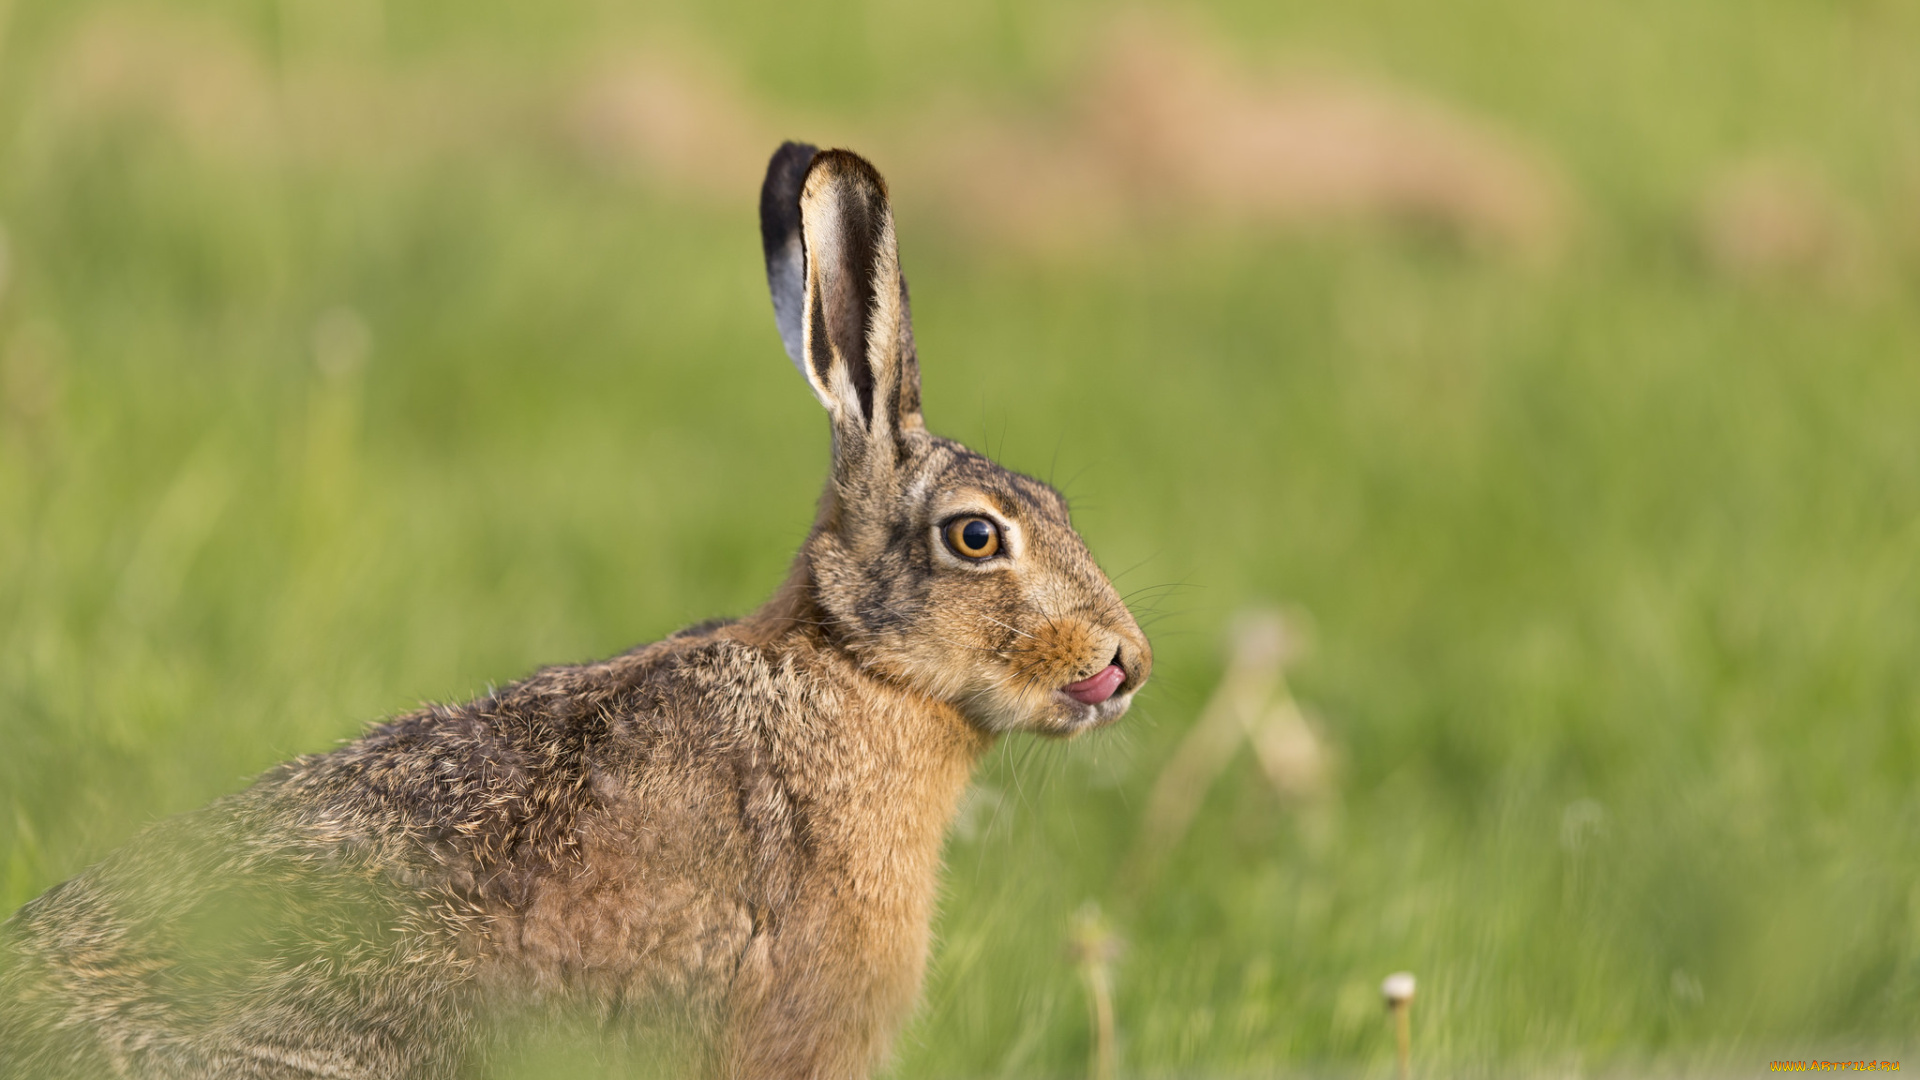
[1063,664,1127,705]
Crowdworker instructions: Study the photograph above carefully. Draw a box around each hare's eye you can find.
[944,516,1002,560]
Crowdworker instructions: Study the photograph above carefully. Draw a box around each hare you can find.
[0,144,1151,1079]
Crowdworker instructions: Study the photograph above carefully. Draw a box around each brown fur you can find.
[0,146,1149,1079]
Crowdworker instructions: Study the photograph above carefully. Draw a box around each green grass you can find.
[3,0,1920,1075]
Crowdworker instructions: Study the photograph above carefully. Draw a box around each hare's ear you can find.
[796,149,924,461]
[759,141,818,374]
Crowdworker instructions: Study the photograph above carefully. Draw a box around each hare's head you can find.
[759,143,1150,737]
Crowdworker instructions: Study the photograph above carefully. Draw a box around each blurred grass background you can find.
[3,0,1920,1075]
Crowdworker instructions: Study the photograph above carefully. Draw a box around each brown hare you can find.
[0,144,1150,1079]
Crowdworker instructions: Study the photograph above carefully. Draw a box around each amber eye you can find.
[943,516,1002,560]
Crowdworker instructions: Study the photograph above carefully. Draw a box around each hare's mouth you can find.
[962,648,1141,736]
[1047,651,1136,734]
[1048,686,1134,735]
[1062,663,1126,706]
[1061,647,1137,703]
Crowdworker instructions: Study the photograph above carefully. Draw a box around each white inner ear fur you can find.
[860,216,903,436]
[797,173,904,441]
[798,226,849,423]
[824,361,864,428]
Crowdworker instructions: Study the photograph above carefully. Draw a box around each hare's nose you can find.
[1113,640,1150,693]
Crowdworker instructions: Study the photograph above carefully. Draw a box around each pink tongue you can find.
[1064,664,1126,706]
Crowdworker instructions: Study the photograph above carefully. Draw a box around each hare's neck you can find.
[810,659,989,884]
[735,557,991,902]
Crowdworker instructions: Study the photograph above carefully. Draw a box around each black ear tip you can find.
[760,142,819,257]
[765,141,820,187]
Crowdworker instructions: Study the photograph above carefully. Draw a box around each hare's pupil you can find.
[962,520,993,552]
